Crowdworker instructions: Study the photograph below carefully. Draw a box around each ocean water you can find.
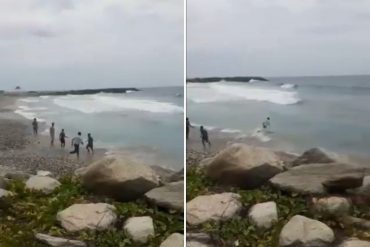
[187,75,370,158]
[15,87,184,169]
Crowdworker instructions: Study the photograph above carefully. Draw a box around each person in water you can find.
[262,117,271,130]
[200,125,211,151]
[70,132,83,159]
[59,129,67,148]
[186,117,194,140]
[49,122,55,146]
[86,133,94,154]
[32,118,38,136]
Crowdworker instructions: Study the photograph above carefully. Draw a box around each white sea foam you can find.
[19,98,39,103]
[187,82,301,105]
[14,109,45,122]
[18,105,48,111]
[251,128,271,142]
[280,83,297,89]
[53,94,183,114]
[220,128,242,134]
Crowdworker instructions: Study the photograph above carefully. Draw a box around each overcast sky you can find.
[0,0,183,90]
[187,0,370,78]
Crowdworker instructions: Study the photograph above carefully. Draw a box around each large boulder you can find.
[248,201,278,229]
[35,233,86,247]
[145,181,184,212]
[5,171,30,181]
[270,163,366,195]
[57,203,117,232]
[187,193,242,226]
[160,233,184,247]
[279,215,335,247]
[339,239,370,247]
[205,144,285,188]
[313,197,351,217]
[292,148,336,166]
[123,216,154,244]
[25,176,61,194]
[0,188,13,198]
[82,157,160,201]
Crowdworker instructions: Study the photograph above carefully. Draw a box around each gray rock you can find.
[248,201,278,229]
[313,196,351,217]
[36,170,52,177]
[351,175,370,196]
[205,144,285,189]
[279,215,335,247]
[57,203,117,232]
[5,171,30,180]
[187,193,242,226]
[123,216,155,244]
[160,233,184,247]
[339,238,370,247]
[145,181,184,212]
[187,233,215,247]
[292,148,336,166]
[322,173,364,192]
[270,163,366,195]
[25,176,61,194]
[35,233,86,247]
[82,157,160,201]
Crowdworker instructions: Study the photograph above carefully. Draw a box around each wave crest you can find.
[188,82,301,105]
[53,94,183,114]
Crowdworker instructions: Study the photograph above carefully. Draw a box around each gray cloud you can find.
[0,0,183,90]
[187,0,370,77]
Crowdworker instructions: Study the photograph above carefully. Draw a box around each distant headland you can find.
[2,87,139,96]
[186,76,268,83]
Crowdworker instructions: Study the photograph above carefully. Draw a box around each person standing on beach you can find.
[200,125,211,151]
[32,118,38,136]
[59,129,67,148]
[70,132,83,159]
[186,117,194,140]
[49,122,55,146]
[86,133,94,154]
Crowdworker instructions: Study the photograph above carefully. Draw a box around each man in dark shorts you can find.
[86,133,94,154]
[32,118,38,136]
[200,125,211,151]
[186,117,194,140]
[70,132,83,159]
[59,129,67,148]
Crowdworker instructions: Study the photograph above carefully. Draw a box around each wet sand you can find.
[0,95,106,177]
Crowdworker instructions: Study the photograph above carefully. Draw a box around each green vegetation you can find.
[0,177,183,247]
[186,166,370,246]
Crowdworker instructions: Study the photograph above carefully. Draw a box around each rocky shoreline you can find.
[186,144,370,247]
[0,96,184,246]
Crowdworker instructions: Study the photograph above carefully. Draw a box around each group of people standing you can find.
[32,118,94,159]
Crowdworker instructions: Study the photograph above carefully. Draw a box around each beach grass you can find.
[0,176,183,247]
[186,165,370,246]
